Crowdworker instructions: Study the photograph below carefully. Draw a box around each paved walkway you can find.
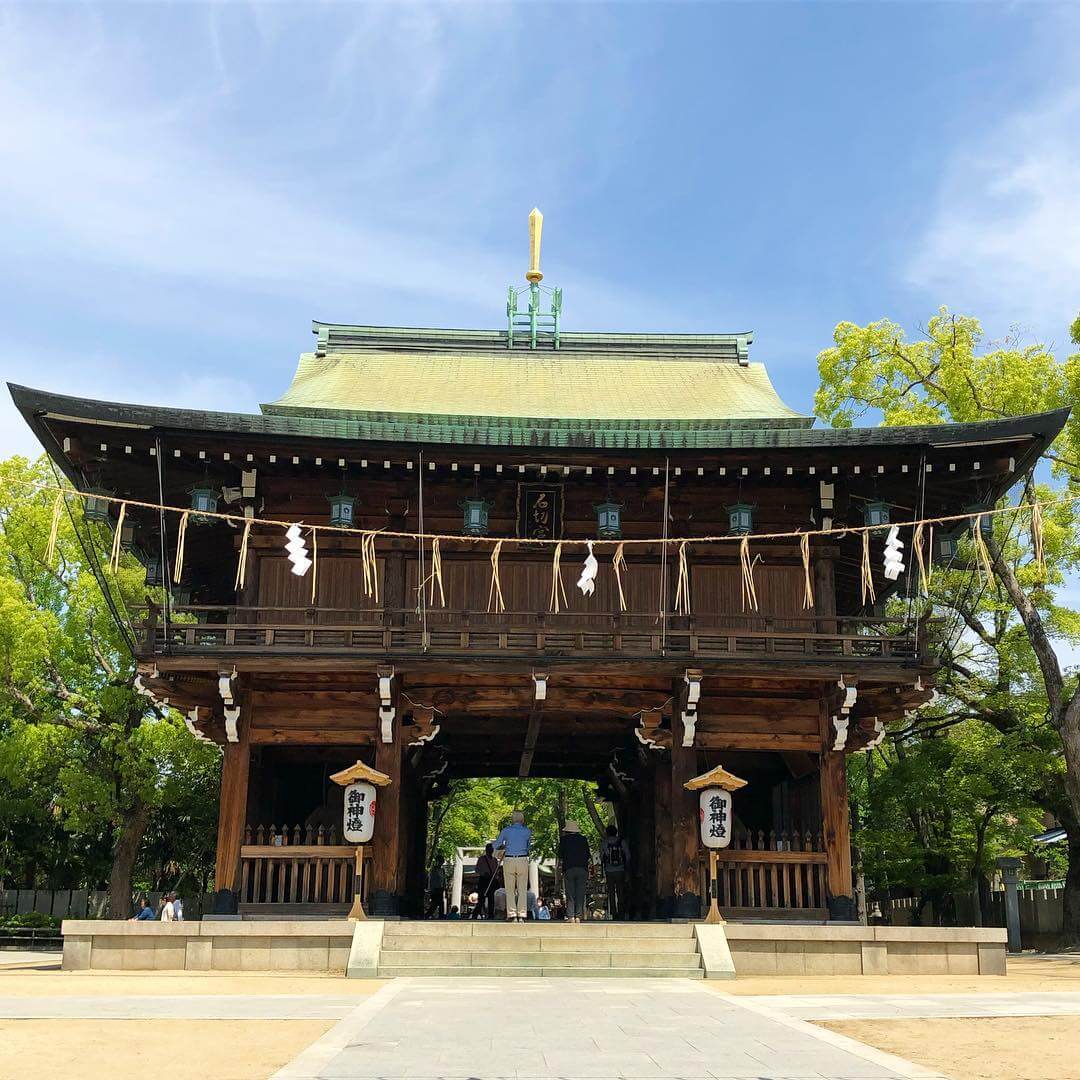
[271,978,945,1080]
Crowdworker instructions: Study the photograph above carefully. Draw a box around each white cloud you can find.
[907,90,1080,339]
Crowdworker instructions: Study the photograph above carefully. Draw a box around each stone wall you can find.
[721,924,1007,977]
[61,920,355,972]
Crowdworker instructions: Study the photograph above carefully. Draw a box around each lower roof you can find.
[9,383,1069,454]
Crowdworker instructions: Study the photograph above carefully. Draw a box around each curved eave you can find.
[8,384,1069,458]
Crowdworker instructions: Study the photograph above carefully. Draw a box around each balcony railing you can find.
[138,605,935,666]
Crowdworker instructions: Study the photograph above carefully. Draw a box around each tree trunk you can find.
[107,799,150,918]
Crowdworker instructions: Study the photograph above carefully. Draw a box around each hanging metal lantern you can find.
[864,501,890,528]
[328,492,356,528]
[171,585,193,606]
[460,497,491,537]
[144,553,163,588]
[727,503,754,536]
[935,531,958,563]
[83,487,112,524]
[119,518,137,550]
[595,500,623,540]
[965,503,993,539]
[189,485,219,524]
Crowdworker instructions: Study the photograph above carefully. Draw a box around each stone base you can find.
[724,924,1008,976]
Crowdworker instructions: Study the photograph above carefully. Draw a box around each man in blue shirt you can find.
[130,899,156,921]
[491,810,532,921]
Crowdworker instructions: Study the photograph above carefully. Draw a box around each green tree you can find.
[0,457,220,915]
[817,308,1080,940]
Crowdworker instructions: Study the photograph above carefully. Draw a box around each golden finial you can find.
[526,207,543,283]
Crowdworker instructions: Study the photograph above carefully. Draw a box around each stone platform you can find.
[59,918,1007,977]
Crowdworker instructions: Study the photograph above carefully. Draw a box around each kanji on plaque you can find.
[343,781,377,844]
[698,787,733,849]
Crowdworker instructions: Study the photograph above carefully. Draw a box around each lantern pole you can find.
[704,850,722,925]
[684,763,748,926]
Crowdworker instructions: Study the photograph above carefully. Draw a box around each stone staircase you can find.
[376,921,704,978]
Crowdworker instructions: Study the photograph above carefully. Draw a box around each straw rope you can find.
[739,536,759,612]
[45,491,63,567]
[1030,499,1046,576]
[972,514,993,582]
[234,519,253,591]
[800,532,814,610]
[5,476,1072,552]
[487,539,505,613]
[860,530,876,606]
[549,541,569,614]
[612,543,629,613]
[912,522,931,595]
[423,537,446,608]
[360,531,380,602]
[173,510,190,583]
[108,502,126,572]
[674,541,691,616]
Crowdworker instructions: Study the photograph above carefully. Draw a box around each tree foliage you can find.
[0,457,220,911]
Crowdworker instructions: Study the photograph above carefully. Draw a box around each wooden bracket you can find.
[377,666,395,744]
[681,668,703,748]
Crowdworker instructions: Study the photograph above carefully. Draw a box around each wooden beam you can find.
[518,690,545,778]
[371,676,406,914]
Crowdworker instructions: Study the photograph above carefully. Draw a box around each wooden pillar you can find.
[213,696,251,913]
[371,677,406,914]
[820,747,855,919]
[671,677,701,918]
[814,553,837,633]
[635,764,657,920]
[653,757,673,917]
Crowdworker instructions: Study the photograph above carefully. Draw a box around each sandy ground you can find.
[820,1017,1080,1080]
[0,1018,335,1080]
[716,953,1080,996]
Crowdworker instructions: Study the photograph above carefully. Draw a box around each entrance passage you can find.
[377,920,704,978]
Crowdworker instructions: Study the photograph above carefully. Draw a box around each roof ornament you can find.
[507,207,562,350]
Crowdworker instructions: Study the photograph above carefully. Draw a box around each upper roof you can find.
[258,322,811,442]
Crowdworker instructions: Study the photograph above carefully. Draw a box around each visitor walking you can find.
[159,893,175,922]
[492,810,531,921]
[472,842,500,920]
[427,860,447,918]
[558,819,590,923]
[600,823,631,920]
[172,893,184,921]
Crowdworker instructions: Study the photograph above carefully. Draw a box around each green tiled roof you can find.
[259,323,811,442]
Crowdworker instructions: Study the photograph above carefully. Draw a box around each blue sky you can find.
[2,1,1079,458]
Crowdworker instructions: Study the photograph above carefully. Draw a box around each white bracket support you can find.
[408,723,441,748]
[867,717,885,749]
[831,714,849,751]
[838,677,857,713]
[223,706,240,743]
[185,707,214,745]
[681,670,702,747]
[532,673,548,702]
[218,666,238,708]
[378,667,395,744]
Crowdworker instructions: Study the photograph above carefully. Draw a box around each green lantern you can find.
[864,501,890,528]
[965,503,993,539]
[460,497,491,537]
[84,487,112,524]
[144,553,163,588]
[171,585,193,606]
[727,503,754,536]
[328,491,356,527]
[595,500,623,540]
[189,485,219,524]
[935,531,958,563]
[119,518,137,550]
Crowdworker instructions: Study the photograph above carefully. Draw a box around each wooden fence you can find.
[703,829,828,915]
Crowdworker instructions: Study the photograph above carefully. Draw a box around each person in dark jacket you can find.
[473,842,501,920]
[600,823,631,920]
[558,820,590,923]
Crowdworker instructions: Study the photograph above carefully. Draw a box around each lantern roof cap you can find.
[329,760,393,787]
[684,764,749,792]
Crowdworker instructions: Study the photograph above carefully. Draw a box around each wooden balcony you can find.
[138,604,935,673]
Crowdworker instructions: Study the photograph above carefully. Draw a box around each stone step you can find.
[378,949,702,969]
[382,922,695,938]
[376,964,705,979]
[380,936,699,954]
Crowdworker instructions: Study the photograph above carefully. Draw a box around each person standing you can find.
[171,893,184,922]
[600,823,631,920]
[473,843,500,920]
[558,820,590,924]
[491,810,531,922]
[427,860,447,918]
[130,898,156,921]
[159,893,175,922]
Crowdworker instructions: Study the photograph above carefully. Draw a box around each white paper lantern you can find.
[343,781,377,843]
[698,787,733,849]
